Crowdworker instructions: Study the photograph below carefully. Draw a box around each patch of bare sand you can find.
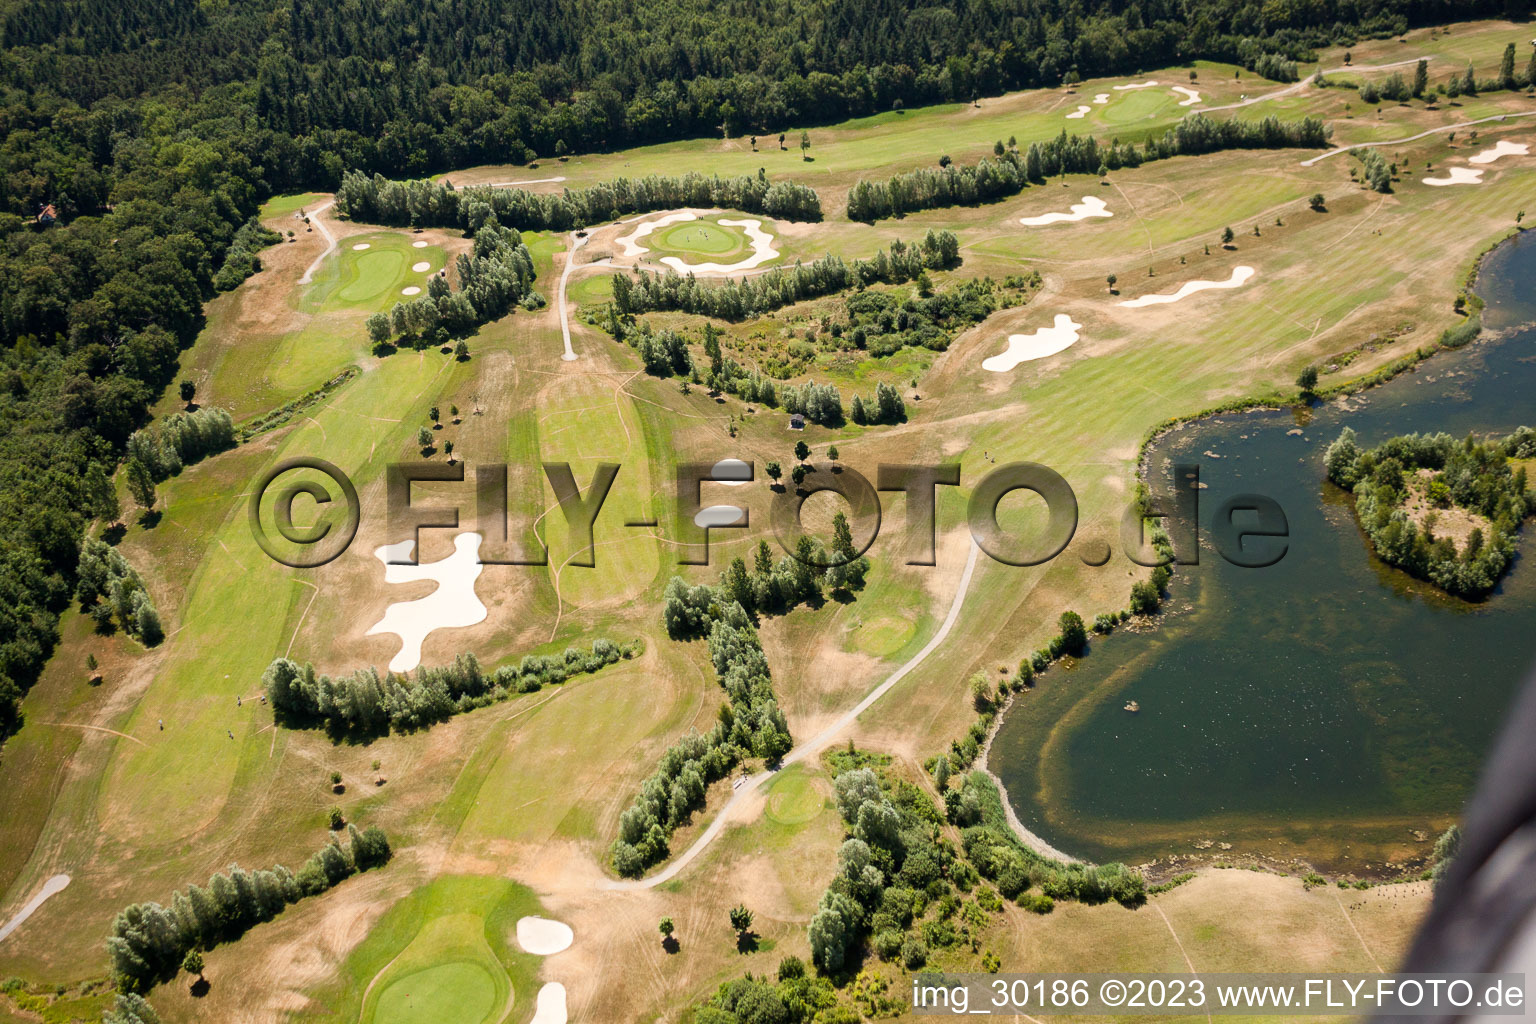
[1402,469,1489,552]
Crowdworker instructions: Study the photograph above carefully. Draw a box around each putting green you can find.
[374,961,498,1024]
[339,250,408,303]
[766,768,824,826]
[1100,88,1176,125]
[302,232,446,314]
[653,220,745,256]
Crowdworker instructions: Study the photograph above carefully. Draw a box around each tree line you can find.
[335,170,822,233]
[108,825,391,992]
[614,523,873,876]
[125,407,237,484]
[75,539,163,647]
[365,222,540,348]
[610,600,791,876]
[808,760,974,973]
[611,230,960,320]
[264,639,630,739]
[1325,426,1534,598]
[5,0,1477,189]
[846,115,1329,221]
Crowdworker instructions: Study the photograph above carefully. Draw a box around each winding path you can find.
[296,200,337,286]
[604,538,983,891]
[1195,58,1427,116]
[556,232,588,361]
[1299,111,1536,165]
[0,875,69,945]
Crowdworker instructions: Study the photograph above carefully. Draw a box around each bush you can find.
[1016,892,1055,914]
[901,937,928,969]
[1130,581,1161,614]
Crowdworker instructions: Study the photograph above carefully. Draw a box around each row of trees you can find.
[1251,53,1299,82]
[611,601,791,876]
[336,170,822,233]
[265,640,629,739]
[847,115,1328,221]
[125,407,237,484]
[108,826,391,992]
[1325,427,1534,598]
[850,382,907,426]
[75,539,163,646]
[213,218,284,291]
[611,230,961,320]
[364,222,539,347]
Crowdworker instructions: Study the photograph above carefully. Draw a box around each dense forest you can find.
[0,0,1520,743]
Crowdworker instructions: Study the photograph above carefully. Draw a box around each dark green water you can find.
[991,231,1536,869]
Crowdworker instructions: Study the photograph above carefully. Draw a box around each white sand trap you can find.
[1020,195,1113,226]
[365,533,487,673]
[660,218,778,273]
[0,874,69,944]
[1118,266,1256,308]
[695,505,745,528]
[412,240,429,248]
[517,916,574,955]
[1467,140,1529,164]
[1092,93,1110,104]
[351,242,371,251]
[531,984,567,1024]
[1065,105,1091,118]
[400,286,421,296]
[1114,81,1160,90]
[411,261,431,272]
[616,211,697,258]
[711,459,752,485]
[982,314,1082,372]
[1423,167,1485,186]
[1172,86,1201,106]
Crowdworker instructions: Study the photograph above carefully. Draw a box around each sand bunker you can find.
[616,212,697,257]
[711,459,752,485]
[412,240,429,248]
[401,286,421,296]
[1467,140,1529,164]
[1093,93,1110,104]
[1423,167,1485,186]
[982,314,1082,372]
[531,984,567,1024]
[1172,86,1201,106]
[1066,105,1091,118]
[0,874,69,944]
[695,505,745,528]
[517,917,574,955]
[411,261,431,272]
[1115,81,1160,90]
[351,242,371,251]
[660,218,778,273]
[1020,195,1113,226]
[1118,266,1256,307]
[365,533,487,673]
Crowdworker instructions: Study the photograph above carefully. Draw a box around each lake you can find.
[990,230,1536,873]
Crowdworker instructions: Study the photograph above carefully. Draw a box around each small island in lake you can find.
[1326,426,1536,599]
